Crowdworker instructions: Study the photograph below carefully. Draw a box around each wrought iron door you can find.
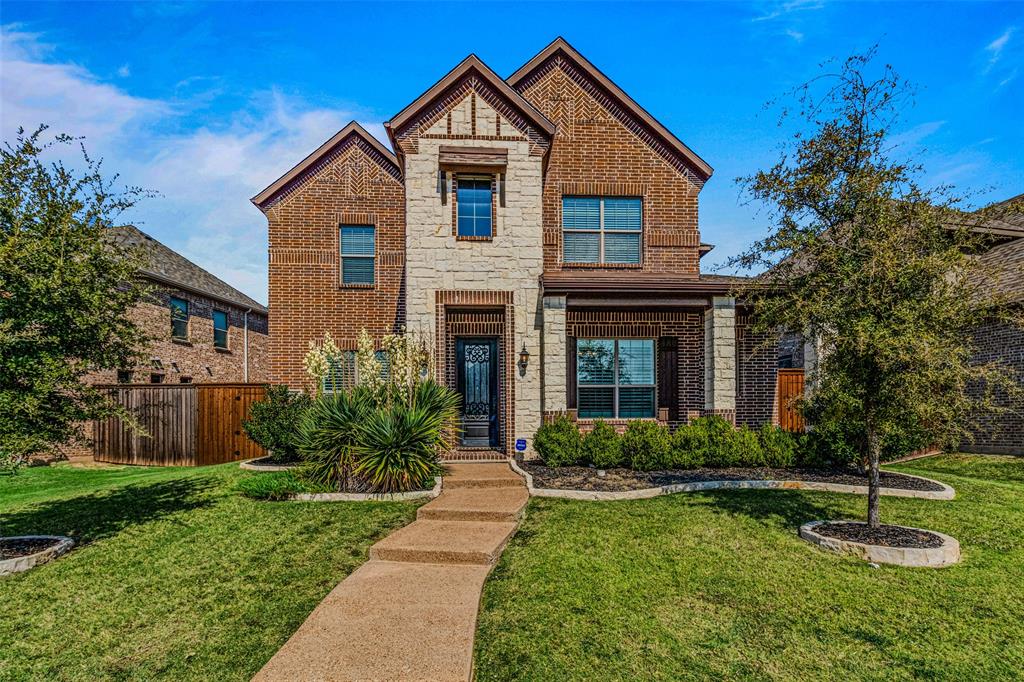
[456,338,498,447]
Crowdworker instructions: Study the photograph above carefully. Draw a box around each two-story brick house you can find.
[253,38,777,457]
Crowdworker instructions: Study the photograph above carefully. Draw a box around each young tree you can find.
[732,50,1021,527]
[0,126,152,468]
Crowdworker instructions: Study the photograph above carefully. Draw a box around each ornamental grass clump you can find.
[621,420,671,471]
[581,420,622,469]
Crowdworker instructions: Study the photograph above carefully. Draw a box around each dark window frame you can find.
[170,297,189,340]
[212,310,229,349]
[575,338,657,418]
[455,174,494,239]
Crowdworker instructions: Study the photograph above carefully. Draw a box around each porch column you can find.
[542,295,567,415]
[704,296,737,417]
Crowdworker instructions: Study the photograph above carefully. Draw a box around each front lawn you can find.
[476,454,1024,680]
[0,462,418,681]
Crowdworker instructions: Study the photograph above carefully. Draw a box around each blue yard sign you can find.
[515,439,527,452]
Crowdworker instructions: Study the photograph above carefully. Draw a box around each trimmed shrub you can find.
[725,426,764,467]
[533,416,583,467]
[668,424,706,469]
[242,385,311,463]
[581,420,622,468]
[757,424,798,468]
[689,416,734,467]
[620,420,671,471]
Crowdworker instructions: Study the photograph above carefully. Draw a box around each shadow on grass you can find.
[0,477,216,545]
[698,488,854,528]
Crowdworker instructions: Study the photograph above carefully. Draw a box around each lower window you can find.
[576,338,656,418]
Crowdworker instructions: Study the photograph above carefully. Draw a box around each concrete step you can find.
[442,462,523,489]
[369,519,519,565]
[418,487,529,523]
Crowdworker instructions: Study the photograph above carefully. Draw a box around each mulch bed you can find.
[520,463,945,493]
[246,457,299,468]
[0,537,61,561]
[815,522,945,548]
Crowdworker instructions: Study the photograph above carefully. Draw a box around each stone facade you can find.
[255,39,782,457]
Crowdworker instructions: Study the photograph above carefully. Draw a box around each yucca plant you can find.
[294,387,375,491]
[353,380,460,493]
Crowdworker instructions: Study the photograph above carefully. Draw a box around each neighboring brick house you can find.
[98,226,269,385]
[252,38,778,457]
[963,197,1024,455]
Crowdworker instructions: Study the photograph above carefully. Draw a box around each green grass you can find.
[0,462,419,681]
[475,454,1024,681]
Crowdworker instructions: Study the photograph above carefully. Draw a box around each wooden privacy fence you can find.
[776,369,806,432]
[93,384,267,466]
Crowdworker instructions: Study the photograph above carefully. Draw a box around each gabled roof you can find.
[507,37,714,182]
[384,54,556,150]
[108,226,268,314]
[251,121,399,210]
[973,237,1024,304]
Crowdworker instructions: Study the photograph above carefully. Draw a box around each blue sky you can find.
[2,1,1021,305]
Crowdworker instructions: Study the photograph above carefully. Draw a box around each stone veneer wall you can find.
[400,96,545,452]
[964,318,1024,455]
[704,296,736,420]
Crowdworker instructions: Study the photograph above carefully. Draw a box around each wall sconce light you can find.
[518,343,530,376]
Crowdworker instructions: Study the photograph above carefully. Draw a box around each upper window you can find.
[341,225,375,285]
[322,350,389,394]
[576,338,656,418]
[457,176,493,238]
[170,297,189,340]
[213,310,229,349]
[562,197,642,264]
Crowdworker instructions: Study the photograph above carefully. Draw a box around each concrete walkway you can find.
[253,462,528,682]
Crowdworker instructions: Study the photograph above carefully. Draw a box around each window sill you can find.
[214,347,232,354]
[560,262,643,269]
[171,338,192,346]
[456,235,493,242]
[339,284,375,290]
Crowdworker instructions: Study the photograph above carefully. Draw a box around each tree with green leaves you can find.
[732,50,1022,528]
[0,126,152,469]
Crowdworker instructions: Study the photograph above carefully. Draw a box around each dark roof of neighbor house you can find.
[974,236,1024,304]
[107,226,268,314]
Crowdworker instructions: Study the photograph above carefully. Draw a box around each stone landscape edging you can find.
[288,476,443,502]
[508,458,955,501]
[799,520,961,567]
[0,536,75,577]
[239,456,298,472]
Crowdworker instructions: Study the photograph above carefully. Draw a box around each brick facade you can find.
[964,319,1024,455]
[255,39,781,456]
[262,131,406,389]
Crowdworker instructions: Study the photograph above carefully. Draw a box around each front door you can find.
[456,338,499,447]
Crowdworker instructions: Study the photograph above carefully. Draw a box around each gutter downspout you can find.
[243,308,251,383]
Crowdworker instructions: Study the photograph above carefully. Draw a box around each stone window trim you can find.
[560,195,645,267]
[451,173,497,241]
[338,223,377,289]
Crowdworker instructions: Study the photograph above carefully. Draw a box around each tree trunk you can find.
[865,422,881,528]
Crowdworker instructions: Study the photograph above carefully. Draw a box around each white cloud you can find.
[985,26,1015,69]
[117,63,131,77]
[785,28,805,43]
[752,0,824,23]
[1,26,386,305]
[888,120,946,151]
